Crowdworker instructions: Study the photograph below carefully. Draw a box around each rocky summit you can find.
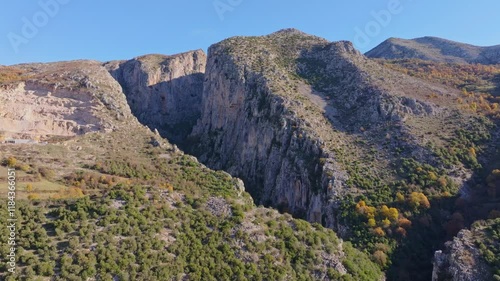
[0,28,499,281]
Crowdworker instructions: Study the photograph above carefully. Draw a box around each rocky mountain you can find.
[188,28,477,227]
[0,42,384,280]
[366,37,500,64]
[1,28,499,281]
[184,29,499,281]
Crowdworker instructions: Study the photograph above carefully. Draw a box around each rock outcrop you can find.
[105,50,206,143]
[0,61,134,138]
[432,227,493,281]
[366,36,500,64]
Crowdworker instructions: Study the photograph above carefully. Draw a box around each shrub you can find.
[372,227,385,237]
[39,167,56,180]
[28,193,40,201]
[5,156,17,167]
[409,192,430,209]
[372,250,388,267]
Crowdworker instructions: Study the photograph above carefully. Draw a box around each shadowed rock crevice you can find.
[105,50,206,144]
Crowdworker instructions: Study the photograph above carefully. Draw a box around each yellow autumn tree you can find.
[356,200,376,218]
[380,205,390,218]
[409,192,431,209]
[428,172,438,181]
[468,147,477,158]
[28,193,40,200]
[381,218,391,228]
[396,192,405,203]
[5,156,17,167]
[387,207,399,221]
[372,227,385,237]
[356,200,366,211]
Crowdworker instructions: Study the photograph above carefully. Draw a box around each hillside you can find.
[374,58,500,281]
[0,29,499,281]
[0,53,383,280]
[0,61,133,139]
[366,37,500,65]
[185,29,499,280]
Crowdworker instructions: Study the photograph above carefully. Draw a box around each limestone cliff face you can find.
[189,29,471,232]
[190,30,340,226]
[432,228,493,281]
[105,50,206,143]
[0,61,134,138]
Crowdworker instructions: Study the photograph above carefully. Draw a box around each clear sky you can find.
[1,0,500,65]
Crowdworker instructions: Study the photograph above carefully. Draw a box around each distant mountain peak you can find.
[366,36,500,64]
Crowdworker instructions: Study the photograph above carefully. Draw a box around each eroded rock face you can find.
[188,29,472,232]
[105,50,206,143]
[189,32,339,226]
[432,229,492,281]
[0,61,134,138]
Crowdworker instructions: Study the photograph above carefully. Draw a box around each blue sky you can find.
[1,0,499,65]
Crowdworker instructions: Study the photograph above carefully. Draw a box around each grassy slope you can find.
[0,125,382,281]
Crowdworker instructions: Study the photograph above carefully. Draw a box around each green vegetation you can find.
[379,59,500,119]
[431,117,494,170]
[0,129,383,280]
[0,184,382,280]
[475,219,500,280]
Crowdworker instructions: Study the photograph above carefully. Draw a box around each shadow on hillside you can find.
[388,126,499,281]
[294,47,500,281]
[493,73,500,96]
[386,195,455,281]
[118,73,204,145]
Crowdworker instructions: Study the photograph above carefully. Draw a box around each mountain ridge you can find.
[366,36,500,64]
[1,28,499,281]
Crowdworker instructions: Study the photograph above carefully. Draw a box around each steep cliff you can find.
[189,29,477,233]
[105,50,206,143]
